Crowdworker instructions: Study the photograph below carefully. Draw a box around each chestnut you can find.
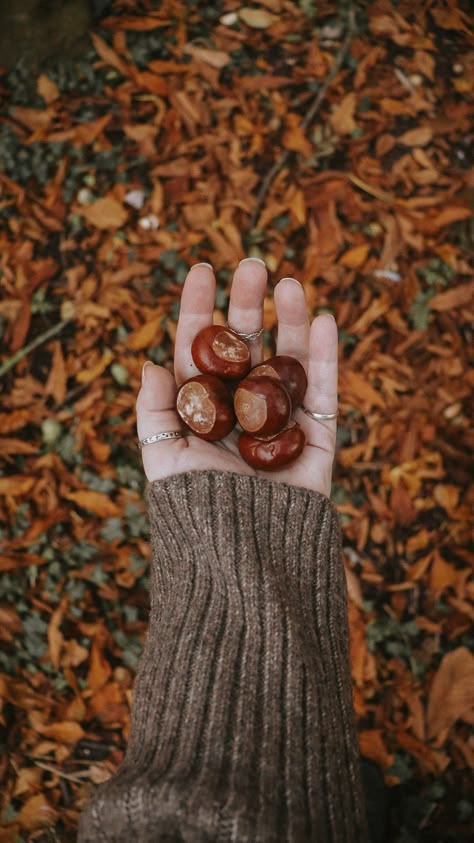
[238,421,305,470]
[176,374,235,441]
[191,325,251,380]
[248,355,307,406]
[234,375,291,436]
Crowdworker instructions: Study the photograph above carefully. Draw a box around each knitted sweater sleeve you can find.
[78,469,368,843]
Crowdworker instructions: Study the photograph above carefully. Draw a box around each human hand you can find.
[136,260,338,496]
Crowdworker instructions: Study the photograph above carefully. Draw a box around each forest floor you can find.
[0,1,473,841]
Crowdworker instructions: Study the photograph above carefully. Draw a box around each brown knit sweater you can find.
[78,469,368,842]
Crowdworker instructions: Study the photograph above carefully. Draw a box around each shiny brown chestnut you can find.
[191,325,251,380]
[234,375,291,436]
[248,355,307,406]
[238,421,305,470]
[176,374,235,441]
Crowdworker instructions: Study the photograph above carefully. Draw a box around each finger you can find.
[136,363,187,467]
[226,258,268,367]
[293,314,338,451]
[274,277,310,374]
[174,264,216,387]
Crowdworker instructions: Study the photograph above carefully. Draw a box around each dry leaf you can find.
[65,490,121,518]
[398,127,433,147]
[427,647,474,740]
[238,7,279,28]
[329,92,357,135]
[18,793,57,831]
[339,243,370,269]
[79,197,128,230]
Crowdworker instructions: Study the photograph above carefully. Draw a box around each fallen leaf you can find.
[329,92,357,135]
[398,127,433,146]
[339,243,370,269]
[429,282,473,310]
[238,7,279,28]
[65,490,121,518]
[18,793,57,831]
[79,196,128,230]
[427,647,474,740]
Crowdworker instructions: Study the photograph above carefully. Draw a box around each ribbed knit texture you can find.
[78,469,368,842]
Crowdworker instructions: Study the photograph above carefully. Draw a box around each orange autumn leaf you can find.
[0,476,36,496]
[37,720,85,743]
[65,490,121,518]
[47,596,68,671]
[359,729,394,768]
[329,92,357,135]
[87,638,113,692]
[37,74,60,104]
[76,349,113,383]
[339,243,370,269]
[79,196,128,230]
[426,647,474,740]
[18,793,57,831]
[339,370,386,411]
[127,315,164,351]
[44,340,67,405]
[429,281,473,309]
[433,484,460,513]
[398,127,433,147]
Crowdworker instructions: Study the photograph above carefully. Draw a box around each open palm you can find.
[136,260,338,497]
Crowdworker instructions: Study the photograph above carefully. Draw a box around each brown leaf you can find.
[65,490,121,518]
[339,243,370,269]
[429,206,472,231]
[47,597,68,670]
[359,729,394,768]
[79,196,128,230]
[44,340,67,405]
[329,92,357,136]
[238,7,279,28]
[37,74,60,104]
[18,793,57,831]
[87,638,113,692]
[427,647,474,740]
[430,282,473,310]
[0,476,36,496]
[37,720,85,743]
[398,127,433,147]
[127,315,164,351]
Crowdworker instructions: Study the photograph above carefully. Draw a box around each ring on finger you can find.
[138,431,185,449]
[302,407,338,421]
[225,320,264,342]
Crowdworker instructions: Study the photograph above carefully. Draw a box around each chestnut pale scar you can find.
[176,382,216,434]
[234,387,268,432]
[212,331,250,363]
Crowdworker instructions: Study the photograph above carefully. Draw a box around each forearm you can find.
[78,469,368,842]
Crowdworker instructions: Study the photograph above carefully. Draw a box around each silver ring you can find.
[225,320,264,342]
[302,407,338,421]
[138,431,184,449]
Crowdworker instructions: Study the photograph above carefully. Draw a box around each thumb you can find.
[136,361,185,449]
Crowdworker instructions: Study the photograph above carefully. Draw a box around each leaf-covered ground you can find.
[0,1,472,841]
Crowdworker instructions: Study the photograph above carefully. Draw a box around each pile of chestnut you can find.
[175,325,308,470]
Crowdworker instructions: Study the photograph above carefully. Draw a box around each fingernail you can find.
[191,262,213,269]
[239,257,266,267]
[142,360,154,385]
[279,276,303,288]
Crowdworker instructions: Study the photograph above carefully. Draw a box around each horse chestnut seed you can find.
[191,325,251,380]
[234,375,291,436]
[176,374,235,441]
[248,355,307,407]
[238,421,305,470]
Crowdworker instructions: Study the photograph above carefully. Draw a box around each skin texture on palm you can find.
[136,260,338,497]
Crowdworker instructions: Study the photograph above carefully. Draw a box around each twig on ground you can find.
[0,320,70,379]
[248,7,356,234]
